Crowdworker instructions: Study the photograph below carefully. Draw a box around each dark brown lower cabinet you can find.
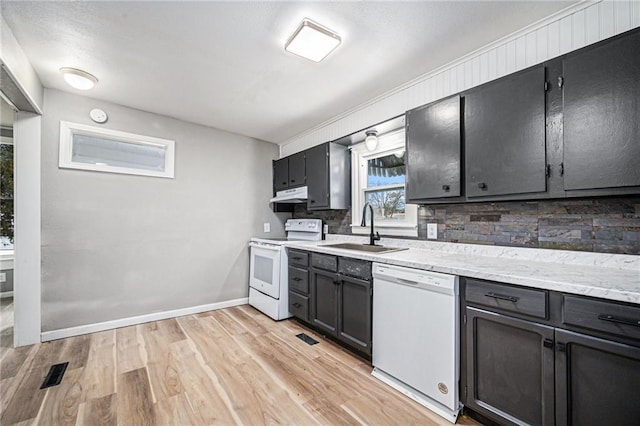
[464,282,640,426]
[338,275,372,354]
[555,329,640,426]
[310,268,339,335]
[465,307,555,426]
[309,256,372,356]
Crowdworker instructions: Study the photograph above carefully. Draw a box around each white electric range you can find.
[249,218,323,320]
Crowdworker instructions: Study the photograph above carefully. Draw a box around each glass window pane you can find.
[0,143,13,250]
[365,187,406,221]
[72,134,166,172]
[367,151,406,188]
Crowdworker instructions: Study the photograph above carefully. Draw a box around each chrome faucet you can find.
[361,202,381,246]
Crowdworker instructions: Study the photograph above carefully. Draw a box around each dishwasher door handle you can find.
[396,277,419,286]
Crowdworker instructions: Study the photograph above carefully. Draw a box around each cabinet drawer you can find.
[311,253,338,272]
[466,279,547,319]
[289,266,309,295]
[563,295,640,341]
[289,292,309,322]
[288,249,309,267]
[338,257,372,280]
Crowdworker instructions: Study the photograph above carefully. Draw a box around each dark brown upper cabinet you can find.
[406,95,462,202]
[562,29,640,192]
[464,65,547,198]
[288,152,306,188]
[273,152,306,193]
[273,157,289,192]
[305,142,350,211]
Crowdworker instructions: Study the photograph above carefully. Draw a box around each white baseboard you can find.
[41,297,249,342]
[0,291,13,299]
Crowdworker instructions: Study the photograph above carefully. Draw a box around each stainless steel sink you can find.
[323,242,408,254]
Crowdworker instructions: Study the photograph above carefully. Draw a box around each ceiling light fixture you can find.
[60,67,98,90]
[365,130,378,151]
[285,19,341,62]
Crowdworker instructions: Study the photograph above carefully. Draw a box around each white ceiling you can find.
[2,1,575,144]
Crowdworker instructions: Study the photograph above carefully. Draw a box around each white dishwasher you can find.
[371,263,461,423]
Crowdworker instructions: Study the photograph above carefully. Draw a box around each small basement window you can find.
[59,121,175,178]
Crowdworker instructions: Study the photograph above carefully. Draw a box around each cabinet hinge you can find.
[463,314,467,325]
[557,76,564,89]
[544,81,549,91]
[464,386,468,397]
[560,162,564,176]
[545,164,551,178]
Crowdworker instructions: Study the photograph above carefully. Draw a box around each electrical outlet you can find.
[427,223,438,239]
[0,272,5,283]
[263,222,270,233]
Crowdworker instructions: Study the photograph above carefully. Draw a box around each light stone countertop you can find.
[285,235,640,305]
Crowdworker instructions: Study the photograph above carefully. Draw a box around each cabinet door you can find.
[466,307,555,426]
[310,268,339,335]
[305,143,329,209]
[288,151,306,188]
[563,31,640,190]
[555,329,640,426]
[406,95,461,200]
[273,158,289,192]
[465,66,547,198]
[338,276,372,355]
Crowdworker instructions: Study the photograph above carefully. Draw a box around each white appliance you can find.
[249,218,322,320]
[371,263,461,423]
[269,186,308,203]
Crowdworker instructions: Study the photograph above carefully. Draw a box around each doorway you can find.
[0,96,15,352]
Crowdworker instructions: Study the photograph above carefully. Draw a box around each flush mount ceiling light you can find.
[60,67,98,90]
[285,19,341,62]
[365,130,378,151]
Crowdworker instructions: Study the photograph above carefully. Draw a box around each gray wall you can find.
[41,89,283,332]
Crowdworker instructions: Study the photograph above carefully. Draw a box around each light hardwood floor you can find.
[0,305,480,425]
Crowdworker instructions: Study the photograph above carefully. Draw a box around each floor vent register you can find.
[40,362,69,389]
[296,333,319,346]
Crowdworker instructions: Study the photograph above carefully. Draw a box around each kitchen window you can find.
[351,128,417,237]
[0,130,13,250]
[59,121,175,178]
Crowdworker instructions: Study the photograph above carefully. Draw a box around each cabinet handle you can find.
[557,342,566,352]
[291,179,296,183]
[597,314,640,328]
[442,184,450,192]
[543,338,554,349]
[477,182,487,189]
[292,257,302,261]
[310,200,316,204]
[292,277,302,282]
[293,302,302,308]
[484,292,519,303]
[282,181,287,185]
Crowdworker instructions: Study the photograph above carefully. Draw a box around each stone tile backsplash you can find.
[294,196,640,254]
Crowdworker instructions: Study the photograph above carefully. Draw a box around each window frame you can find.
[350,128,417,237]
[59,121,175,179]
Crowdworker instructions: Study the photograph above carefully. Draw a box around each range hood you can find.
[270,186,308,203]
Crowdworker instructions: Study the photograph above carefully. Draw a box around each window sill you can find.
[351,225,417,238]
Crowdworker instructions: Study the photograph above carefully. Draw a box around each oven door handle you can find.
[249,242,281,251]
